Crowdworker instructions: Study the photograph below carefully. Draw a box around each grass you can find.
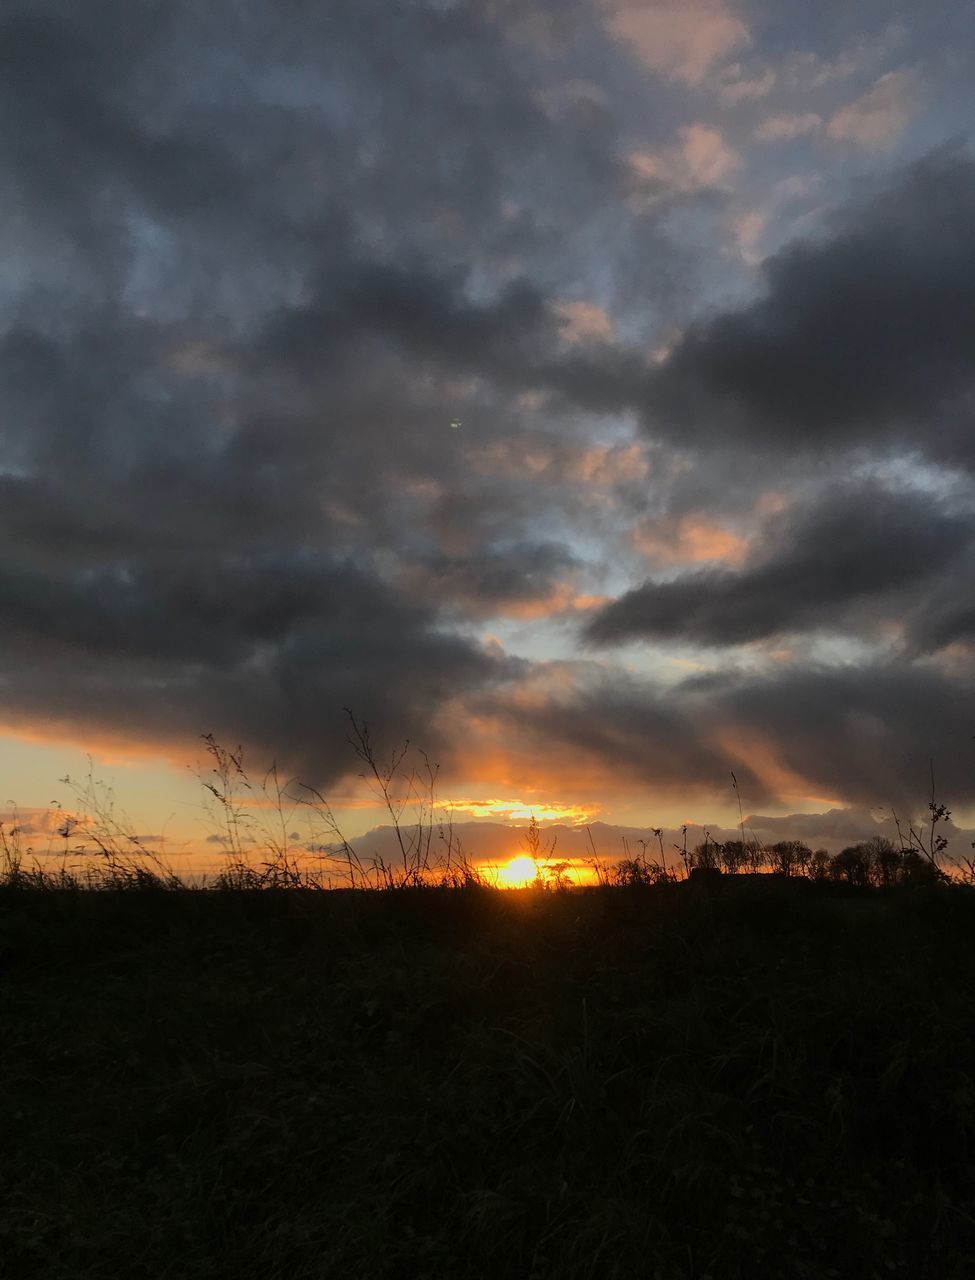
[2,876,974,1278]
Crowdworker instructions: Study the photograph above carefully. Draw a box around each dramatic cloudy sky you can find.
[3,0,975,843]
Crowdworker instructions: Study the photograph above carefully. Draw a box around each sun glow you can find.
[496,855,539,886]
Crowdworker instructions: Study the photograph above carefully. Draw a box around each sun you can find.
[496,855,538,887]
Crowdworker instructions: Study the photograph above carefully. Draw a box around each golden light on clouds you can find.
[498,585,612,621]
[440,797,599,823]
[633,516,749,566]
[602,0,749,85]
[567,441,650,487]
[717,728,842,811]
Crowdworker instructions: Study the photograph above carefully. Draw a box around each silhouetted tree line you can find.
[612,834,948,888]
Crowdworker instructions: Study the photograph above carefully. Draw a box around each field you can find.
[2,878,975,1279]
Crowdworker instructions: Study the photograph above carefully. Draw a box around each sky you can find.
[3,0,975,864]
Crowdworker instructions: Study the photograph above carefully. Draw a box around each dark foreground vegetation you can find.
[2,877,975,1280]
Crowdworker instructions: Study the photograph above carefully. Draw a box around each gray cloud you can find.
[498,656,975,808]
[0,2,620,765]
[397,541,580,618]
[901,548,975,654]
[259,258,552,389]
[648,145,975,462]
[0,553,505,782]
[716,659,975,805]
[587,483,974,646]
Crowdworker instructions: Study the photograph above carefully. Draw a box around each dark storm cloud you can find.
[499,656,975,808]
[0,556,406,664]
[648,146,975,461]
[481,662,761,796]
[0,10,240,216]
[587,484,974,646]
[260,259,550,386]
[901,550,975,655]
[0,553,504,781]
[716,660,975,806]
[257,254,652,428]
[398,542,580,617]
[0,0,653,780]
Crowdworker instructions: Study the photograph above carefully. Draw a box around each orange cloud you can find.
[0,805,83,839]
[628,124,741,206]
[567,440,651,488]
[603,0,749,85]
[634,515,749,566]
[827,70,916,150]
[680,123,741,185]
[496,587,612,621]
[555,299,614,344]
[469,437,650,498]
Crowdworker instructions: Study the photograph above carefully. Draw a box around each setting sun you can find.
[496,855,538,887]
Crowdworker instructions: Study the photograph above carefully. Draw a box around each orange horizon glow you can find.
[0,719,200,770]
[482,855,600,888]
[0,717,888,848]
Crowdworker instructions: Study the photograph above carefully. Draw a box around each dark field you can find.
[2,879,975,1279]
